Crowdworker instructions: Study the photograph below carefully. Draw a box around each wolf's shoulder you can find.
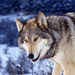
[66,12,75,24]
[66,12,75,17]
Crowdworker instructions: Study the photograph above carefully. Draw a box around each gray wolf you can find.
[16,12,75,75]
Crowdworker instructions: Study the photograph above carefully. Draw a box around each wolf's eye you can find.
[34,37,39,42]
[24,39,28,43]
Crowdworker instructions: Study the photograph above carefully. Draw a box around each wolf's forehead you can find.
[25,18,38,28]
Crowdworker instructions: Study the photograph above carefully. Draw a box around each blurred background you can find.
[0,0,75,75]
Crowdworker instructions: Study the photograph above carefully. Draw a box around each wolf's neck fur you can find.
[43,43,56,59]
[42,31,57,59]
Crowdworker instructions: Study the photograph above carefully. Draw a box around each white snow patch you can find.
[7,47,21,61]
[0,13,35,22]
[0,44,22,74]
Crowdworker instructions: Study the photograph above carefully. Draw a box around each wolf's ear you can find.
[16,18,23,32]
[37,11,48,29]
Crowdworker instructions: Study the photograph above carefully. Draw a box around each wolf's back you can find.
[66,12,75,25]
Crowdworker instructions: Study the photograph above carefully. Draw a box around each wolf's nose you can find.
[28,53,34,59]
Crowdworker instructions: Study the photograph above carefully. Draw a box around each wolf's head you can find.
[16,12,54,62]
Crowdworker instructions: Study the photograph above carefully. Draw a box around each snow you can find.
[0,44,21,74]
[0,13,36,22]
[7,47,21,61]
[33,59,53,74]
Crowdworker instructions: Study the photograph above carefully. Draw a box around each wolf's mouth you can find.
[32,53,40,62]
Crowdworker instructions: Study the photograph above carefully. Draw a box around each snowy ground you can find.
[0,13,36,22]
[0,44,21,74]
